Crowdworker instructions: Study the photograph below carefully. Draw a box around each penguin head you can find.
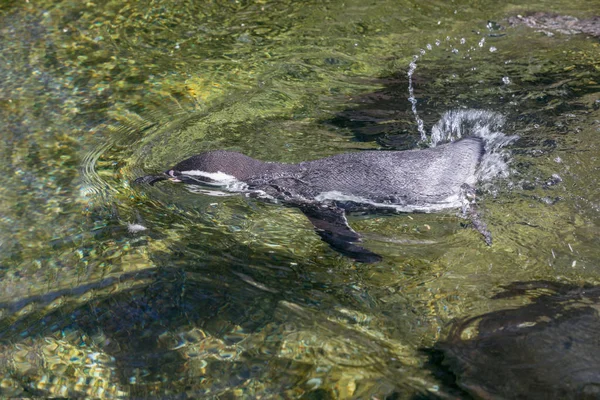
[165,150,267,186]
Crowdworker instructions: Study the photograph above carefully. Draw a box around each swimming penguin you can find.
[135,136,490,262]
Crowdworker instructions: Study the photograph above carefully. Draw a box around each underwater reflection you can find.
[434,281,600,400]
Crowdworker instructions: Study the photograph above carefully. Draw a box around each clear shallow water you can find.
[0,0,599,398]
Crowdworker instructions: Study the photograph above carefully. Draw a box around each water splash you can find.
[430,109,518,182]
[407,58,426,141]
[407,34,502,144]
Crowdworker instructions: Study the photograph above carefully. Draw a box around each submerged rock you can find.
[508,13,600,38]
[437,281,600,399]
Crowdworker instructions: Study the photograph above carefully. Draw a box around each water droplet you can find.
[502,76,511,85]
[452,48,459,54]
[489,46,497,52]
[460,38,466,44]
[426,43,432,50]
[435,39,441,46]
[478,38,486,47]
[420,48,426,55]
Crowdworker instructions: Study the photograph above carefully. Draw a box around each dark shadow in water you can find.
[0,268,221,390]
[323,43,598,152]
[0,229,412,397]
[0,239,301,397]
[324,75,421,150]
[424,281,600,400]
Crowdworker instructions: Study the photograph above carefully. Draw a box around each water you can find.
[1,0,599,398]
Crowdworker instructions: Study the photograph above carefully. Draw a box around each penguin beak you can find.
[134,170,181,186]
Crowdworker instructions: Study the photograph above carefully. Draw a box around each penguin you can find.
[135,136,489,262]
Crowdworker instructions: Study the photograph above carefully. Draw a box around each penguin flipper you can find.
[298,203,382,263]
[461,184,493,245]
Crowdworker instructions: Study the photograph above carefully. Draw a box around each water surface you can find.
[0,0,599,398]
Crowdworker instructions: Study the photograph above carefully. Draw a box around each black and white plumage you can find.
[135,136,487,262]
